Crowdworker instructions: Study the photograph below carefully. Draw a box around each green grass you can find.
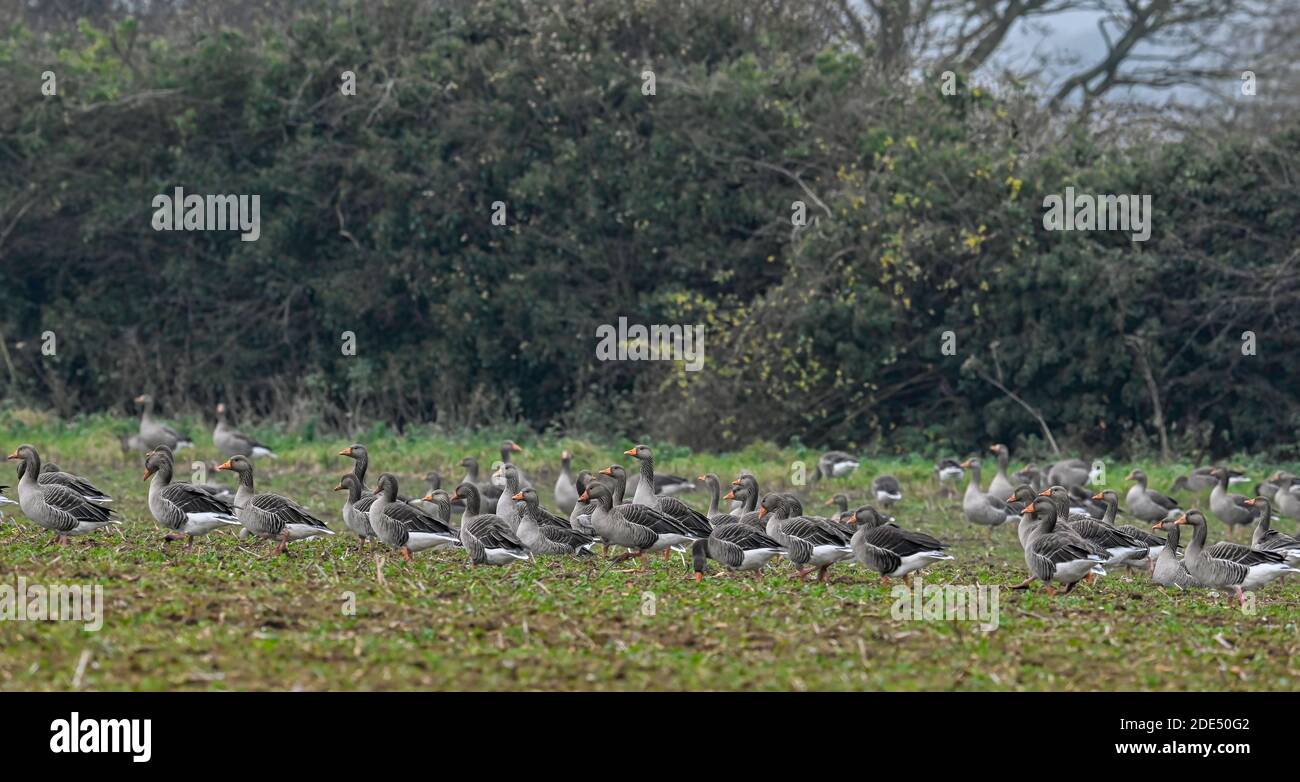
[2,409,1299,691]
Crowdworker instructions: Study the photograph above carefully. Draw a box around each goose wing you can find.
[1205,541,1283,565]
[1143,488,1180,511]
[540,523,594,548]
[384,500,454,535]
[863,525,946,556]
[465,514,525,550]
[655,496,712,537]
[161,483,235,515]
[1068,517,1143,549]
[252,493,329,530]
[781,517,850,546]
[43,483,116,523]
[1027,533,1096,581]
[620,504,693,537]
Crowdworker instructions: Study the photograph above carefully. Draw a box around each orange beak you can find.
[578,490,590,502]
[1244,498,1256,507]
[215,459,233,471]
[1036,488,1052,497]
[697,475,707,481]
[623,448,637,456]
[511,443,524,453]
[142,468,155,482]
[959,459,972,468]
[757,506,767,518]
[599,467,614,476]
[693,572,703,583]
[332,483,345,492]
[1004,494,1017,502]
[1023,502,1037,513]
[730,478,742,486]
[422,494,433,502]
[1174,514,1188,525]
[449,490,462,501]
[5,451,19,460]
[339,447,353,457]
[512,491,525,501]
[1091,491,1106,501]
[723,490,735,500]
[373,488,382,496]
[1151,521,1165,530]
[1124,471,1136,481]
[823,498,834,506]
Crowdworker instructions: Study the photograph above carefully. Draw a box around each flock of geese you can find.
[3,404,1300,605]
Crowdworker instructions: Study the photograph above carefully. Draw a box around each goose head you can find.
[1091,488,1120,506]
[1173,510,1207,528]
[372,473,401,501]
[142,449,172,482]
[624,444,653,461]
[338,443,367,460]
[334,473,363,501]
[578,480,613,508]
[215,454,253,476]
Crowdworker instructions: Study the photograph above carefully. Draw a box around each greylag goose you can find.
[459,456,502,504]
[1039,486,1148,567]
[1244,497,1300,565]
[143,447,239,547]
[212,403,276,458]
[815,450,859,481]
[1013,464,1046,492]
[689,523,786,581]
[960,458,1019,537]
[568,470,597,532]
[1268,475,1300,522]
[824,494,850,516]
[368,473,459,560]
[16,459,112,504]
[1010,500,1107,594]
[493,464,526,532]
[134,394,193,451]
[421,489,456,528]
[1123,469,1181,523]
[699,473,739,526]
[987,444,1015,500]
[846,509,952,585]
[7,445,119,543]
[489,441,529,490]
[624,446,712,541]
[1148,518,1202,588]
[1046,458,1092,488]
[1209,468,1255,540]
[871,474,902,507]
[512,488,596,556]
[333,473,377,547]
[1175,510,1297,605]
[1170,467,1223,494]
[759,493,854,582]
[934,458,964,498]
[726,475,763,528]
[450,482,528,565]
[1091,489,1169,569]
[579,481,702,564]
[215,455,333,554]
[554,450,578,515]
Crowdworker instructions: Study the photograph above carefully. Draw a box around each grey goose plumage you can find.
[7,445,120,543]
[690,523,786,580]
[368,473,459,560]
[449,481,528,565]
[143,447,240,546]
[216,455,333,554]
[213,403,276,458]
[512,488,596,556]
[554,450,579,515]
[133,394,193,451]
[1174,510,1297,605]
